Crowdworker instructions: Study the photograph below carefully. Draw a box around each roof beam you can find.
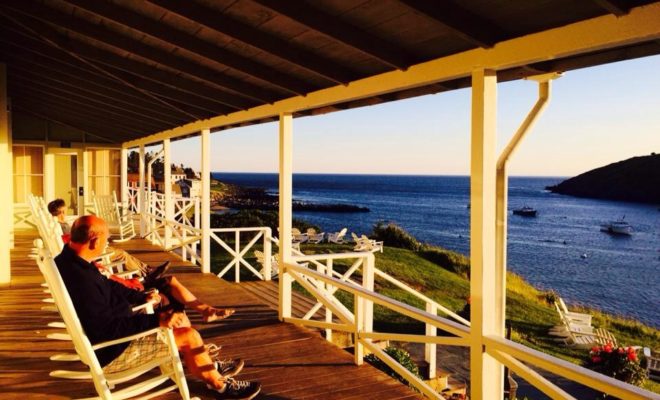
[10,83,167,133]
[252,0,416,70]
[13,103,141,142]
[590,0,633,16]
[0,39,219,119]
[1,2,280,103]
[0,18,253,112]
[398,0,508,48]
[147,0,355,85]
[63,0,314,96]
[122,1,660,148]
[9,71,186,126]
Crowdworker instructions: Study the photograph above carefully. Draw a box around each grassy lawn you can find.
[210,240,659,392]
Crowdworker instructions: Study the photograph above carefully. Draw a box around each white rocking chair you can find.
[33,243,195,399]
[92,190,136,242]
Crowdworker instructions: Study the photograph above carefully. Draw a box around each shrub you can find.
[418,245,471,278]
[364,346,422,388]
[587,343,647,387]
[211,209,319,236]
[372,221,421,251]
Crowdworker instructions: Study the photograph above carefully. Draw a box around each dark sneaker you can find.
[215,358,244,378]
[208,378,261,399]
[144,261,170,280]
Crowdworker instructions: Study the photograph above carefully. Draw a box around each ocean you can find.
[212,173,660,328]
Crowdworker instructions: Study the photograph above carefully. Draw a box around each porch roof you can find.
[1,0,659,145]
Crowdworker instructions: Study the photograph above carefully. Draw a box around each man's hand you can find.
[146,291,161,305]
[159,311,190,329]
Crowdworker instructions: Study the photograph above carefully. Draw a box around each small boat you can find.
[600,217,632,235]
[512,206,537,217]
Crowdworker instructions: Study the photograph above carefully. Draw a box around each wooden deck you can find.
[0,232,422,400]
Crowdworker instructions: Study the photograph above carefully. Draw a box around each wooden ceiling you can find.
[1,0,659,145]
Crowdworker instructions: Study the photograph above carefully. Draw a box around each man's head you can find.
[47,199,67,222]
[69,215,109,260]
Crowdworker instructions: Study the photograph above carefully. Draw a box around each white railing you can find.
[210,227,272,282]
[126,186,139,213]
[121,188,657,399]
[281,261,657,400]
[142,211,203,265]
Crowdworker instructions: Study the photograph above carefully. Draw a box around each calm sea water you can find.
[213,173,660,327]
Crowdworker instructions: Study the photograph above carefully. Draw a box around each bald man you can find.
[55,215,261,399]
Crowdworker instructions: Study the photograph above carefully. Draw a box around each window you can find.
[87,149,121,198]
[13,145,44,203]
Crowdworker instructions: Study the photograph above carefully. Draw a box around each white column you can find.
[469,68,502,400]
[138,144,146,236]
[120,147,128,210]
[278,113,293,321]
[163,139,172,249]
[201,128,211,274]
[0,64,11,283]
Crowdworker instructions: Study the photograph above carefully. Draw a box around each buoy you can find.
[580,253,588,259]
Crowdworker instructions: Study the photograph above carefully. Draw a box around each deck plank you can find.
[0,233,422,399]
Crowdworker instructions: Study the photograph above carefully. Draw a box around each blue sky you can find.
[166,55,660,177]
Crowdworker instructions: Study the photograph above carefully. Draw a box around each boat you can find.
[600,217,633,235]
[512,206,537,217]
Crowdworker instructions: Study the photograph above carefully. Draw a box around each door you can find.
[53,154,78,216]
[46,148,84,216]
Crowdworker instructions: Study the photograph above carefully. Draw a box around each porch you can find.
[0,232,422,400]
[1,1,659,399]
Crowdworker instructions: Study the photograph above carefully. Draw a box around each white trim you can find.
[122,3,660,148]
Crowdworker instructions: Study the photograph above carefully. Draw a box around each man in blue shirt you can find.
[55,215,261,399]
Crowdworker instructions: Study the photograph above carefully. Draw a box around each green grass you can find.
[210,241,659,391]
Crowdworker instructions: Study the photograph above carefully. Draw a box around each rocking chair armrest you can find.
[131,297,157,314]
[91,327,163,350]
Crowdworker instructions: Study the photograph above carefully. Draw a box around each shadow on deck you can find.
[0,232,422,400]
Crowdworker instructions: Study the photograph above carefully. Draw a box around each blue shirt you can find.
[55,245,159,366]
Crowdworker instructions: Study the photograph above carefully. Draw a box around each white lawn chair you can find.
[92,190,136,242]
[560,327,617,349]
[327,228,347,244]
[254,250,278,279]
[549,302,593,337]
[353,234,383,253]
[292,227,308,244]
[306,228,325,244]
[558,297,593,326]
[33,242,195,399]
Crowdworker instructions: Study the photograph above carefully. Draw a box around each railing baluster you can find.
[425,302,437,379]
[326,259,334,343]
[234,230,240,283]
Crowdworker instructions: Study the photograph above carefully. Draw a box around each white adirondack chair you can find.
[327,228,348,244]
[306,228,325,244]
[92,190,136,242]
[353,234,383,253]
[254,250,278,279]
[291,227,308,244]
[558,297,593,326]
[34,242,195,399]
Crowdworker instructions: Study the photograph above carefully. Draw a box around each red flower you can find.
[591,346,600,353]
[627,352,637,362]
[618,347,625,354]
[603,344,613,353]
[592,356,602,363]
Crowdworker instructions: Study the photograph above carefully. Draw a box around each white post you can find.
[200,128,211,273]
[425,302,438,379]
[278,113,293,321]
[325,259,333,342]
[120,147,128,211]
[138,144,146,236]
[163,139,172,249]
[356,254,375,365]
[263,227,272,281]
[470,68,502,400]
[0,64,11,283]
[193,196,200,265]
[234,230,240,282]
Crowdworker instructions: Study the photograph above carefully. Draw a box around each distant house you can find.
[127,166,198,195]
